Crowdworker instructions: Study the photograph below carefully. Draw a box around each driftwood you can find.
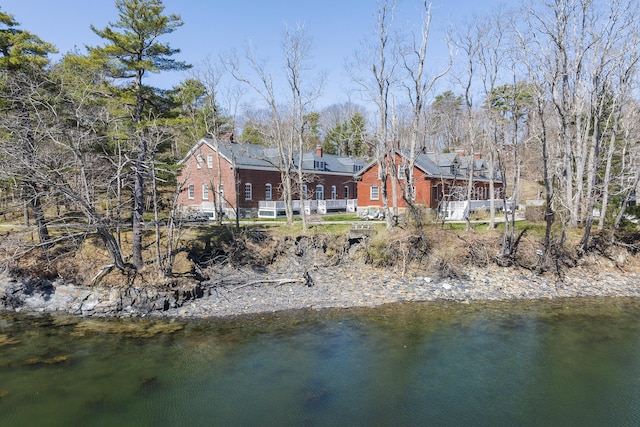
[230,271,314,291]
[90,264,114,286]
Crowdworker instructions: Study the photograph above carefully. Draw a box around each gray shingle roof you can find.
[183,139,367,175]
[356,149,502,182]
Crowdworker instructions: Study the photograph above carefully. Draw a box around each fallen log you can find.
[230,278,305,291]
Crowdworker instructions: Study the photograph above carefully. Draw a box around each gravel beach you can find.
[2,259,639,319]
[163,263,640,318]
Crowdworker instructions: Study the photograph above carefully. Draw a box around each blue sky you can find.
[3,0,508,108]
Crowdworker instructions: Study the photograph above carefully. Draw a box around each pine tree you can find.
[89,0,190,270]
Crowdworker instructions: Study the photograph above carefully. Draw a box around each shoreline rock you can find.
[1,264,640,319]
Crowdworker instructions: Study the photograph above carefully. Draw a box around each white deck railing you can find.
[258,199,358,218]
[317,199,358,214]
[440,199,514,220]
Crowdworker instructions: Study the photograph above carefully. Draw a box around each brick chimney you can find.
[316,145,323,157]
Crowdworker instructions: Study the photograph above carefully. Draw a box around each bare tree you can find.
[609,103,640,234]
[0,67,52,248]
[283,23,325,231]
[224,23,323,227]
[400,1,453,225]
[517,7,561,264]
[223,46,296,224]
[350,0,399,230]
[478,11,510,231]
[0,11,57,250]
[0,56,128,270]
[580,0,640,250]
[195,62,235,224]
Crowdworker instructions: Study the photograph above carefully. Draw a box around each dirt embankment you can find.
[2,226,640,318]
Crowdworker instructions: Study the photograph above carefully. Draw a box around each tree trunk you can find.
[487,124,499,230]
[598,121,618,231]
[97,224,126,271]
[613,170,640,231]
[150,158,164,275]
[29,184,50,246]
[465,146,474,232]
[132,135,147,270]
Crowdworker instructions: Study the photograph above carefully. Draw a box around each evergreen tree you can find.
[323,112,367,156]
[89,0,190,270]
[304,112,322,149]
[239,124,266,145]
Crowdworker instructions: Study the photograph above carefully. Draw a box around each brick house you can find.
[356,149,503,217]
[177,138,368,218]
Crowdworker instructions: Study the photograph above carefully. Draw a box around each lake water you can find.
[2,298,640,426]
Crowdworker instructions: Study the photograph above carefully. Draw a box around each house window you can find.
[314,160,326,170]
[331,185,337,200]
[202,183,209,200]
[316,184,324,200]
[196,154,203,169]
[265,183,272,201]
[398,164,407,180]
[344,186,349,199]
[245,183,253,200]
[353,165,363,173]
[188,184,195,200]
[207,154,213,169]
[370,185,379,201]
[302,184,308,199]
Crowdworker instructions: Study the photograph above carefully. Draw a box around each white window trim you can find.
[202,183,209,200]
[206,154,213,169]
[316,184,324,200]
[245,183,253,200]
[265,183,272,201]
[344,186,349,199]
[187,184,195,200]
[196,154,203,169]
[331,185,337,200]
[370,185,379,201]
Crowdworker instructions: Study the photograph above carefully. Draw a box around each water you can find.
[2,298,640,426]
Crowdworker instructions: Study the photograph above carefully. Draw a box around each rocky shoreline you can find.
[1,262,639,319]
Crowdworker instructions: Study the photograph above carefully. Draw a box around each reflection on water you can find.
[2,298,640,426]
